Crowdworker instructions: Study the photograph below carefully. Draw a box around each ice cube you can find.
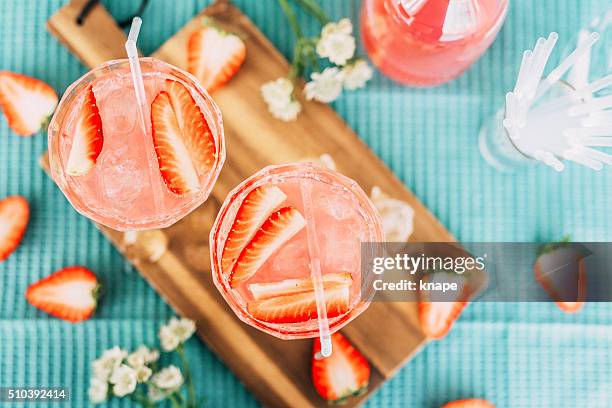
[318,194,356,220]
[321,222,360,273]
[100,145,145,205]
[99,87,137,136]
[272,239,309,273]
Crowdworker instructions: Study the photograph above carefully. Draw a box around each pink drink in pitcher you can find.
[361,0,509,86]
[210,163,384,339]
[48,58,225,230]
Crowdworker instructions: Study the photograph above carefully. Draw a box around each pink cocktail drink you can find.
[48,58,225,230]
[361,0,508,86]
[210,163,384,339]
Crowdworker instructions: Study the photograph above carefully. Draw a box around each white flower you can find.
[305,68,344,103]
[152,365,184,391]
[135,365,153,383]
[148,385,168,402]
[370,186,415,242]
[127,346,159,368]
[261,78,302,122]
[159,317,196,351]
[88,378,108,404]
[342,60,374,90]
[270,100,302,122]
[316,18,356,66]
[92,347,127,381]
[109,364,138,397]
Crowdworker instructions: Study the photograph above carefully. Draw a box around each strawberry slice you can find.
[442,399,496,408]
[247,284,350,324]
[151,90,200,195]
[312,332,370,403]
[187,25,246,92]
[0,71,58,136]
[165,79,217,175]
[26,266,100,323]
[418,272,468,339]
[0,196,29,261]
[534,242,587,313]
[66,86,104,176]
[221,185,287,273]
[249,272,353,300]
[229,206,306,287]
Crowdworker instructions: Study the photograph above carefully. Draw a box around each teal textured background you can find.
[1,0,611,406]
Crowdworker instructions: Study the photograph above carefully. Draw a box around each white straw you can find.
[568,95,612,116]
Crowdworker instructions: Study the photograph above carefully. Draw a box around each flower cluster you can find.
[88,317,197,407]
[370,186,415,242]
[261,3,374,121]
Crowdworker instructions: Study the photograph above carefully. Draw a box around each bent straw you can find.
[125,17,163,210]
[300,179,332,358]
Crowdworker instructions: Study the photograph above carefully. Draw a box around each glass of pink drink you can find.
[210,163,384,339]
[48,58,225,230]
[361,0,509,86]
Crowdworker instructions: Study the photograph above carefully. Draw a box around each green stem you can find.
[168,393,181,408]
[278,0,303,38]
[292,0,330,24]
[177,345,196,408]
[130,390,154,408]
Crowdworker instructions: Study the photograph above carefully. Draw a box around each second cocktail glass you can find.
[210,163,384,340]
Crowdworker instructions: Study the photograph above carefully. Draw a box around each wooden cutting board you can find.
[44,1,486,406]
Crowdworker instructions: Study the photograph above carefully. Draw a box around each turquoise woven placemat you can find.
[1,0,611,407]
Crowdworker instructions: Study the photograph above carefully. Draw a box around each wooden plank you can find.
[43,1,487,407]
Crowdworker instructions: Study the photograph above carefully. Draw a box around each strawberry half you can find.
[534,243,587,313]
[187,25,246,92]
[249,272,353,300]
[248,284,350,324]
[0,71,58,136]
[26,266,100,323]
[229,206,306,287]
[312,332,370,403]
[0,196,29,261]
[66,86,104,176]
[221,185,287,273]
[442,399,496,408]
[418,272,468,339]
[151,91,200,195]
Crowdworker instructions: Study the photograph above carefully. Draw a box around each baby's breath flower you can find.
[127,345,159,368]
[159,317,196,351]
[261,78,302,122]
[92,347,127,381]
[147,385,168,402]
[109,364,138,397]
[152,365,184,391]
[316,18,356,66]
[88,377,108,404]
[342,60,374,90]
[135,365,153,383]
[370,186,415,242]
[305,67,344,103]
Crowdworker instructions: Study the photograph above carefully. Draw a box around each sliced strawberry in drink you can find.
[151,91,200,195]
[312,332,370,403]
[66,86,104,176]
[26,266,100,323]
[249,272,353,300]
[0,196,29,261]
[247,284,350,324]
[0,71,58,136]
[442,399,496,408]
[164,79,217,176]
[229,206,306,287]
[221,185,287,273]
[187,25,246,92]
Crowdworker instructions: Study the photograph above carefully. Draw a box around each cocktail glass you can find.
[360,0,509,86]
[48,57,225,230]
[210,163,384,340]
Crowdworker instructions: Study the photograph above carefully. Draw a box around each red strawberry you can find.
[249,272,353,300]
[0,71,58,136]
[230,206,306,287]
[418,272,468,339]
[534,242,587,313]
[151,91,200,195]
[187,25,246,92]
[312,332,370,403]
[0,196,29,261]
[65,86,104,176]
[221,185,287,273]
[442,398,495,408]
[248,284,350,324]
[26,266,100,323]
